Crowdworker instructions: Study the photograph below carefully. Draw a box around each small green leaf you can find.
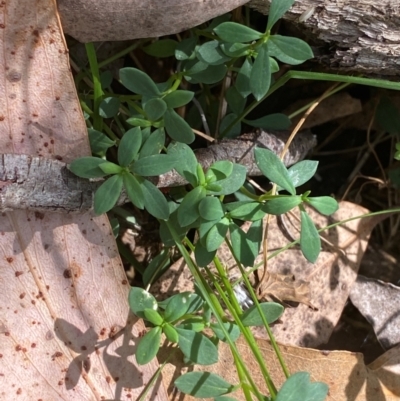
[143,39,178,58]
[263,196,302,215]
[229,223,257,267]
[229,202,266,221]
[126,117,153,128]
[268,35,314,65]
[94,175,123,214]
[254,148,296,194]
[220,42,251,57]
[117,127,142,166]
[176,329,219,365]
[99,161,123,175]
[306,196,339,215]
[214,22,262,43]
[128,287,158,319]
[206,217,230,252]
[167,142,198,186]
[69,157,109,178]
[235,58,252,98]
[123,173,145,209]
[241,302,284,326]
[194,241,217,267]
[215,396,239,401]
[120,67,160,97]
[247,219,263,258]
[99,97,120,118]
[210,322,240,342]
[175,372,235,398]
[197,40,231,65]
[207,164,247,196]
[139,128,165,158]
[88,129,115,156]
[187,64,228,85]
[250,43,271,101]
[177,186,206,227]
[283,160,318,189]
[198,197,225,221]
[276,372,329,401]
[376,96,400,135]
[300,211,320,263]
[136,326,162,365]
[143,308,164,326]
[163,90,194,109]
[245,113,291,130]
[270,56,280,73]
[267,0,296,30]
[143,98,167,121]
[225,86,246,116]
[164,292,203,322]
[175,37,197,61]
[141,179,170,220]
[209,161,233,179]
[164,108,195,144]
[132,154,176,176]
[163,323,179,343]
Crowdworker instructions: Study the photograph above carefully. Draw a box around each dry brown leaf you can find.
[256,271,315,309]
[350,275,400,350]
[160,336,400,400]
[57,0,249,42]
[0,1,166,399]
[153,201,373,348]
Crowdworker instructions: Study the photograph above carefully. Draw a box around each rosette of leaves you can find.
[119,67,195,144]
[69,126,177,219]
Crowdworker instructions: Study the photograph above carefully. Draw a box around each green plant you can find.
[69,0,400,399]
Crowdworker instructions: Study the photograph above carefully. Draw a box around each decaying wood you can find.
[249,0,400,75]
[0,130,316,213]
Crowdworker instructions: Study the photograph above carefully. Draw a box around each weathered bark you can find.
[250,0,400,75]
[0,130,316,213]
[57,0,249,42]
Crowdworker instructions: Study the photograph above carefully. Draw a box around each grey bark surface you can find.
[249,0,400,75]
[57,0,249,42]
[0,130,316,213]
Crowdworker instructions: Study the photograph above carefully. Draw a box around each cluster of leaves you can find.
[129,286,328,400]
[73,0,335,400]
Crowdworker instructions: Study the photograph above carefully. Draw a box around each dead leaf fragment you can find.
[350,275,400,350]
[160,336,400,400]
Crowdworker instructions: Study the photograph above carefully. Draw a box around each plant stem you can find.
[85,43,103,131]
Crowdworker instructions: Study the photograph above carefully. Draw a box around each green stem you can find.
[85,43,103,131]
[225,238,290,379]
[167,224,266,401]
[220,70,400,138]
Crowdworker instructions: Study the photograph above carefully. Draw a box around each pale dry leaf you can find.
[350,275,400,350]
[0,1,166,399]
[283,92,362,129]
[57,0,249,42]
[160,335,400,400]
[234,201,373,348]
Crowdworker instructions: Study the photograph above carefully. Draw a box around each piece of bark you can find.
[0,130,316,214]
[249,0,400,75]
[57,0,249,42]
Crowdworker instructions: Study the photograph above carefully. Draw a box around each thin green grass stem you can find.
[221,70,400,138]
[85,43,103,131]
[225,239,290,379]
[168,224,266,401]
